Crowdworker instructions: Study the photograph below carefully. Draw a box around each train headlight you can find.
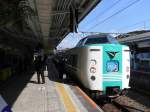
[91,76,96,81]
[126,66,129,72]
[90,67,96,73]
[126,74,130,79]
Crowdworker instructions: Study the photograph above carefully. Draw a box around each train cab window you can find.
[84,37,108,45]
[107,35,119,44]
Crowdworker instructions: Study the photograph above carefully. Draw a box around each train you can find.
[57,34,130,97]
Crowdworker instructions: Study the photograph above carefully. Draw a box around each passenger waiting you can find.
[34,44,45,84]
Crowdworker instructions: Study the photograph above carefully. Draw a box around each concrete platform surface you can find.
[0,60,103,112]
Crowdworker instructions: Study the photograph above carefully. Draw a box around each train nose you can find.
[106,51,119,59]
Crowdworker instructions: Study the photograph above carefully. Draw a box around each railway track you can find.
[98,97,130,112]
[100,96,150,112]
[102,102,129,112]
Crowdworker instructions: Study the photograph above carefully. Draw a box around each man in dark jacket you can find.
[34,55,45,84]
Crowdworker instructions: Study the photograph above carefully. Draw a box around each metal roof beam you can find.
[49,28,68,32]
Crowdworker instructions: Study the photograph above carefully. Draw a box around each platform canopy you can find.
[34,0,101,48]
[0,0,101,53]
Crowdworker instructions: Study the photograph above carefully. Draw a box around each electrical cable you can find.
[85,0,122,26]
[86,0,141,31]
[117,18,150,31]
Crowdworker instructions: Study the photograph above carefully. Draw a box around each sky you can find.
[57,0,150,50]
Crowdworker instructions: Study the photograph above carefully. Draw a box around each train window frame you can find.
[84,37,109,45]
[76,38,87,47]
[107,35,119,44]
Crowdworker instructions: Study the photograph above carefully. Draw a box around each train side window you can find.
[67,55,78,67]
[72,55,78,67]
[67,55,73,65]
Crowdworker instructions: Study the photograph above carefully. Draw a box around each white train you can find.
[62,34,130,96]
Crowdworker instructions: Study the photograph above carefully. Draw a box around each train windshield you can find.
[107,35,119,44]
[84,36,119,45]
[85,37,108,45]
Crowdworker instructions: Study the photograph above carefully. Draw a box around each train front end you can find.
[102,44,130,96]
[87,44,130,97]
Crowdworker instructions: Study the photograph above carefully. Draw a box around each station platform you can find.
[0,59,103,112]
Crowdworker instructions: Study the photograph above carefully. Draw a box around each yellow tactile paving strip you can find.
[75,86,97,109]
[56,82,77,112]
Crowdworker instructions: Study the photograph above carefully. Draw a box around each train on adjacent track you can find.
[56,34,131,97]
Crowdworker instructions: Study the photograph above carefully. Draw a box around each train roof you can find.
[83,33,112,39]
[76,33,120,45]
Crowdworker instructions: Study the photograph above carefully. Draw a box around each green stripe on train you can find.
[102,44,122,91]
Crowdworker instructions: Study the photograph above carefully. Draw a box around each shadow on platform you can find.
[0,70,34,107]
[28,80,39,84]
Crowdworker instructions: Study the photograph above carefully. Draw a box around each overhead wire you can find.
[84,0,122,27]
[117,18,150,32]
[86,0,141,31]
[79,0,122,32]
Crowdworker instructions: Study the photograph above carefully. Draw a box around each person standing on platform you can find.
[34,44,45,84]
